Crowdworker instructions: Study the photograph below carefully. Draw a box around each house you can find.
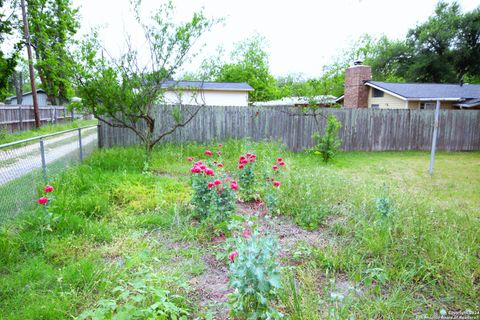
[253,95,337,107]
[161,80,254,106]
[5,89,49,106]
[336,62,480,110]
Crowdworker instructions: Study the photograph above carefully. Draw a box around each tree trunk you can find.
[13,72,23,104]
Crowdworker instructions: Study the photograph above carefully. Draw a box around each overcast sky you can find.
[72,0,479,78]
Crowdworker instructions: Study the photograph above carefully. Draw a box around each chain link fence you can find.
[0,125,98,224]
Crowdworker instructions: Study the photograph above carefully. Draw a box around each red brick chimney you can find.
[344,61,372,108]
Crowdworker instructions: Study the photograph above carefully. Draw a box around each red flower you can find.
[38,197,48,205]
[217,151,222,155]
[191,166,201,173]
[230,182,238,190]
[187,157,193,162]
[208,182,215,188]
[205,168,214,176]
[246,153,252,158]
[205,150,213,156]
[277,157,283,162]
[228,251,239,262]
[214,179,222,185]
[44,185,54,193]
[200,165,207,170]
[195,161,203,165]
[278,161,285,166]
[218,143,222,147]
[273,181,281,187]
[243,228,251,239]
[238,164,244,169]
[272,165,278,170]
[217,163,223,167]
[239,156,246,161]
[249,158,254,163]
[241,159,248,165]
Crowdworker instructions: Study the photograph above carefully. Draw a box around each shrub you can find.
[313,115,342,163]
[228,230,283,319]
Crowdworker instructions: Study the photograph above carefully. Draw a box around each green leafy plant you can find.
[228,230,283,319]
[238,153,258,201]
[375,195,393,218]
[263,157,285,214]
[77,268,189,320]
[313,115,342,163]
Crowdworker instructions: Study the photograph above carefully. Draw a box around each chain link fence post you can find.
[78,128,83,161]
[39,137,47,183]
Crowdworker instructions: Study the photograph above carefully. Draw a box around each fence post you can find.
[39,137,47,183]
[97,123,102,148]
[429,100,441,175]
[78,128,83,161]
[18,106,23,131]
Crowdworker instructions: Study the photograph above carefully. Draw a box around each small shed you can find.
[5,89,49,106]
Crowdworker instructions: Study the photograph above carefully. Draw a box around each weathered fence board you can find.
[0,105,73,133]
[98,105,480,151]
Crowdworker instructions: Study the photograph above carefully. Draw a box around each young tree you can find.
[73,1,216,159]
[0,0,18,99]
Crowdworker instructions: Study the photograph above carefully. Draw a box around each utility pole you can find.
[20,0,41,128]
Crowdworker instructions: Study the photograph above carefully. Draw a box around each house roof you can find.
[5,89,47,101]
[365,81,480,101]
[253,95,337,106]
[454,98,480,108]
[161,80,254,92]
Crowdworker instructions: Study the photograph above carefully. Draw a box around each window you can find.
[372,88,384,98]
[420,102,436,110]
[371,104,380,109]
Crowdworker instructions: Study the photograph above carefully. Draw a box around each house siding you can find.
[163,90,249,106]
[367,88,406,109]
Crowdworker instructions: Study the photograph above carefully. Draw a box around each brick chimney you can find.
[344,61,372,108]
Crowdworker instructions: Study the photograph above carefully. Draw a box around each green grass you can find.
[0,119,97,145]
[0,141,478,319]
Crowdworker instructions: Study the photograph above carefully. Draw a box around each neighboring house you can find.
[161,80,254,106]
[336,62,480,110]
[4,89,49,106]
[253,95,337,107]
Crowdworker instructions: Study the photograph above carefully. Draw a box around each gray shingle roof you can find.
[161,80,254,91]
[366,81,480,100]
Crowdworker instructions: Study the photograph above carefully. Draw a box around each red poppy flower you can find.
[200,165,206,170]
[218,143,222,147]
[205,168,214,176]
[38,197,48,205]
[217,151,222,155]
[277,157,283,162]
[207,182,215,188]
[191,166,201,173]
[44,185,54,193]
[214,179,222,185]
[187,157,193,162]
[241,159,248,165]
[273,181,281,187]
[217,163,223,167]
[238,164,244,169]
[228,251,239,262]
[278,161,285,166]
[246,153,252,158]
[230,182,238,191]
[273,165,278,170]
[205,150,213,156]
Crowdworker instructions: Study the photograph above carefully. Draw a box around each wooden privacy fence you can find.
[98,105,480,151]
[0,105,73,132]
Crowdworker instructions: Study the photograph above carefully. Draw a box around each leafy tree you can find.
[73,1,216,159]
[27,0,80,104]
[0,0,18,99]
[203,36,279,102]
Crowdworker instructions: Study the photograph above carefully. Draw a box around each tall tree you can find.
[27,0,79,104]
[0,0,17,99]
[73,1,216,159]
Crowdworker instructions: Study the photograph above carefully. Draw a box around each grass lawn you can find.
[0,119,98,145]
[0,141,478,319]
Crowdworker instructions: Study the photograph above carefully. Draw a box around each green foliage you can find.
[27,0,80,104]
[228,231,283,319]
[78,268,189,320]
[313,115,342,163]
[0,0,17,99]
[238,153,258,201]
